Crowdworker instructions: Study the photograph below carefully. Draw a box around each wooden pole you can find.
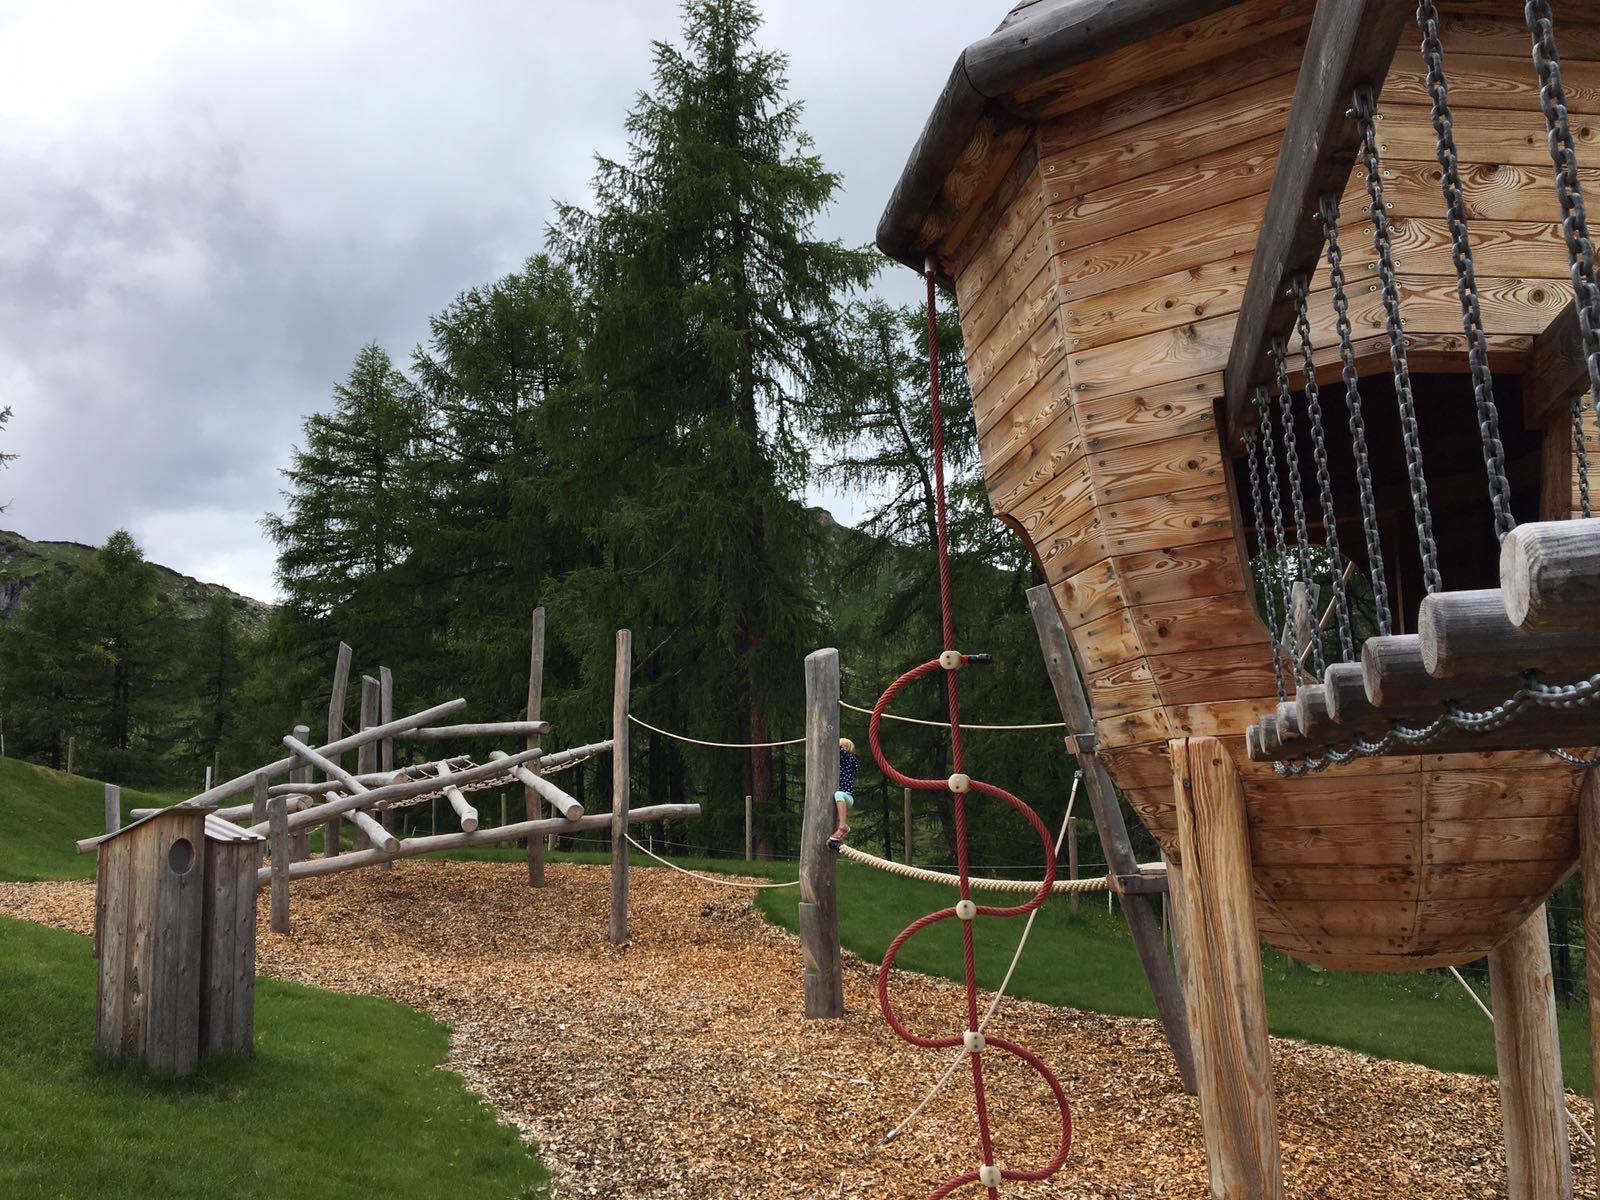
[610,629,632,945]
[267,790,290,935]
[324,642,352,858]
[902,786,913,866]
[378,667,395,838]
[745,794,753,862]
[525,608,546,886]
[1489,904,1574,1200]
[1170,736,1284,1200]
[357,676,381,861]
[288,724,311,861]
[798,648,844,1019]
[66,736,74,776]
[252,772,268,827]
[1583,771,1600,1200]
[1026,584,1195,1092]
[1067,814,1080,918]
[103,784,120,836]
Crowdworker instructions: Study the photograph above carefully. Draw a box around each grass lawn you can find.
[0,757,182,881]
[0,917,549,1199]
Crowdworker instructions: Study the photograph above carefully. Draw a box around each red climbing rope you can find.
[865,264,1072,1198]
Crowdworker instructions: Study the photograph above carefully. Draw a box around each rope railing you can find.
[836,843,1112,895]
[623,834,801,890]
[629,704,1068,751]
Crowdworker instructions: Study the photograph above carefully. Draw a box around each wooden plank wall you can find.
[200,839,260,1059]
[953,0,1595,969]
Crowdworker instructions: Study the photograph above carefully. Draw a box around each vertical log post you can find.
[798,648,844,1018]
[903,786,913,866]
[1581,771,1600,1199]
[1489,903,1573,1200]
[324,642,352,858]
[1171,736,1283,1200]
[356,676,381,860]
[103,783,120,836]
[1027,584,1195,1092]
[526,608,546,887]
[745,794,754,862]
[67,736,75,776]
[289,724,312,862]
[267,789,290,935]
[378,667,395,838]
[610,629,632,945]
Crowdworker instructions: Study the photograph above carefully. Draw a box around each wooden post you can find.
[526,607,546,887]
[610,629,631,945]
[66,736,75,776]
[103,783,120,836]
[267,791,290,935]
[378,667,395,838]
[1170,736,1284,1200]
[1067,814,1080,918]
[288,724,312,862]
[1488,904,1573,1200]
[252,772,268,829]
[1026,584,1196,1092]
[1582,771,1600,1199]
[745,794,753,861]
[356,676,380,859]
[902,786,913,866]
[324,642,352,858]
[798,648,844,1019]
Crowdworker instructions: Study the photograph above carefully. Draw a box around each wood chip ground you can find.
[4,862,1593,1198]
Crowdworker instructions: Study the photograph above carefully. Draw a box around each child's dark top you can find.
[838,749,858,795]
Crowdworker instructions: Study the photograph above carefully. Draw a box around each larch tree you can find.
[184,593,248,778]
[548,0,877,850]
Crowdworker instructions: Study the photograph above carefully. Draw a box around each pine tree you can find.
[0,572,85,767]
[549,0,877,848]
[184,594,248,777]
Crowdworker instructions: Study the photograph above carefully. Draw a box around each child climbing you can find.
[830,737,857,848]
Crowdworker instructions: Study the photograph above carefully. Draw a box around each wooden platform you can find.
[931,0,1596,969]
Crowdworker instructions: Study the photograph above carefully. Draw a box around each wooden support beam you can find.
[259,803,702,885]
[1580,770,1600,1199]
[1361,634,1556,719]
[1250,700,1600,761]
[526,607,546,887]
[1222,0,1412,444]
[1524,302,1590,432]
[267,790,290,935]
[400,720,552,741]
[1170,736,1284,1200]
[346,807,398,855]
[1502,519,1600,633]
[488,751,582,821]
[799,647,844,1019]
[378,667,395,840]
[1488,905,1573,1200]
[611,629,631,945]
[435,759,479,832]
[288,724,312,862]
[1026,583,1196,1093]
[356,676,380,855]
[325,642,353,859]
[1420,589,1600,678]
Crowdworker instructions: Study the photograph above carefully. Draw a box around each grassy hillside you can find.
[0,528,272,628]
[0,757,182,881]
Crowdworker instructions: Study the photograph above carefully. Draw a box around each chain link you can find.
[1290,275,1355,662]
[1320,194,1393,638]
[1255,386,1293,701]
[1418,0,1518,539]
[1357,86,1444,595]
[1246,428,1287,705]
[1269,339,1323,675]
[1529,0,1599,517]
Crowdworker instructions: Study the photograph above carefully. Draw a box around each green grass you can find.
[0,757,184,881]
[0,916,549,1199]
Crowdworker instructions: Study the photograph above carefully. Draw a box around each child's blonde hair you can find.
[839,737,855,754]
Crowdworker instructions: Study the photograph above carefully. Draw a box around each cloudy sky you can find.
[0,0,988,601]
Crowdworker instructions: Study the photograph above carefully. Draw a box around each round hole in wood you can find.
[168,837,194,876]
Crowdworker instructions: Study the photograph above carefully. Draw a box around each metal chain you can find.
[1246,428,1287,704]
[1256,385,1294,696]
[1357,86,1443,595]
[1320,193,1393,637]
[1270,338,1324,676]
[1290,275,1355,662]
[1418,0,1518,539]
[1529,0,1599,517]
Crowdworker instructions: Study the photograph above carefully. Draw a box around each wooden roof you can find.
[877,0,1242,274]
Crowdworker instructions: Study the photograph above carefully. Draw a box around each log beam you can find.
[1420,589,1600,678]
[1488,906,1573,1200]
[1222,0,1412,445]
[435,760,479,833]
[799,647,844,1019]
[400,720,552,741]
[526,607,546,887]
[611,629,632,945]
[489,750,582,821]
[1170,736,1284,1200]
[1502,519,1600,633]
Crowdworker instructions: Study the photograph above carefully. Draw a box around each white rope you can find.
[624,833,802,889]
[1447,965,1595,1149]
[837,842,1112,894]
[627,713,805,749]
[840,699,1067,732]
[881,777,1080,1146]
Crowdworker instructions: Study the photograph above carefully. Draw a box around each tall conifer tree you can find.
[549,0,876,844]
